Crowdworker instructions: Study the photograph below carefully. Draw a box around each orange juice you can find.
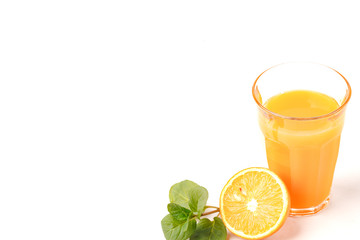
[258,90,345,211]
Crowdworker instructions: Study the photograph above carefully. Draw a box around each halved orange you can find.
[219,167,290,239]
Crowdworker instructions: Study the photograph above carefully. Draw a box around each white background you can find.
[1,1,360,239]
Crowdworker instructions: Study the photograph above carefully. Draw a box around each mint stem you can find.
[205,205,220,209]
[201,209,220,216]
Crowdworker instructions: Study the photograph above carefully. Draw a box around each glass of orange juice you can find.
[252,62,351,216]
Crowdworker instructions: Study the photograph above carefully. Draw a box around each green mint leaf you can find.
[190,217,227,240]
[168,203,193,222]
[188,186,208,217]
[161,214,197,240]
[169,180,200,209]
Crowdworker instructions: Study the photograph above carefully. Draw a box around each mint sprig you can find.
[161,180,227,240]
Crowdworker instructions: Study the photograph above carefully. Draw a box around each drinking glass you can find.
[252,62,351,216]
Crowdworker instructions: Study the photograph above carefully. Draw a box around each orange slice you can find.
[219,167,290,239]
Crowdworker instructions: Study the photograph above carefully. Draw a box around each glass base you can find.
[290,196,330,217]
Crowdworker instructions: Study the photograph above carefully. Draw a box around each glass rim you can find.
[252,62,352,121]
